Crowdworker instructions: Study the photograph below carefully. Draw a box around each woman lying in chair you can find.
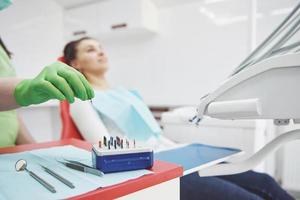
[62,37,294,200]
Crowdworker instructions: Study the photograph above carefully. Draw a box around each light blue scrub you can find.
[92,87,161,141]
[0,0,11,10]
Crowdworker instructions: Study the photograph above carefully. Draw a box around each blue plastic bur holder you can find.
[92,144,154,173]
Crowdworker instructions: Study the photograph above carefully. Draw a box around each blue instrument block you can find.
[92,145,153,173]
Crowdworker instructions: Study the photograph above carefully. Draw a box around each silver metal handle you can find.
[28,170,56,193]
[43,167,75,189]
[84,167,104,177]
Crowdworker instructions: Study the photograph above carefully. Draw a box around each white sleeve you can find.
[70,100,110,143]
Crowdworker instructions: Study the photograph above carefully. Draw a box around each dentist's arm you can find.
[0,78,22,111]
[0,62,94,111]
[16,115,35,145]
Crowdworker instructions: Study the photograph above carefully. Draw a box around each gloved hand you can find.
[14,61,94,106]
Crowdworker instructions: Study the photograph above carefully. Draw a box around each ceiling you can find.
[54,0,105,9]
[55,0,299,13]
[55,0,204,9]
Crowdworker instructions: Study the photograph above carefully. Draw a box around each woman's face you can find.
[71,39,108,75]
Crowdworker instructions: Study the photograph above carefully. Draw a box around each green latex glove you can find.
[14,61,94,106]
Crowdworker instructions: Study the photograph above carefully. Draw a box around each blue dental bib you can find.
[92,87,161,141]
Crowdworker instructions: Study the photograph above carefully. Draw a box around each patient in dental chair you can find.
[62,37,294,200]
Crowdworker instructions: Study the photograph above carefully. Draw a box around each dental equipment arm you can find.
[193,2,300,176]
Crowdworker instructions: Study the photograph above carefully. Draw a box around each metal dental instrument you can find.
[189,115,197,123]
[58,160,104,177]
[110,136,113,146]
[103,136,107,147]
[15,159,56,193]
[189,115,201,126]
[40,165,75,189]
[63,159,92,168]
[64,159,104,175]
[114,140,117,149]
[232,2,300,76]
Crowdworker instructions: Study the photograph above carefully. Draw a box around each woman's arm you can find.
[70,100,110,143]
[15,115,35,145]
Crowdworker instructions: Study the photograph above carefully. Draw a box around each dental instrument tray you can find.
[92,138,153,173]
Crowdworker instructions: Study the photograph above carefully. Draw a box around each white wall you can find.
[0,0,64,78]
[2,0,287,107]
[67,1,250,106]
[0,0,64,142]
[64,0,300,110]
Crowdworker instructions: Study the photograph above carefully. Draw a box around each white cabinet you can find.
[65,0,158,42]
[17,101,61,142]
[118,179,179,200]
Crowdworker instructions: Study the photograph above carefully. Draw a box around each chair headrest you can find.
[58,56,66,63]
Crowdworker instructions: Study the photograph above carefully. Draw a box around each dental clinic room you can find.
[1,0,300,199]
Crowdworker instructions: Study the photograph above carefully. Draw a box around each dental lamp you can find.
[193,2,300,176]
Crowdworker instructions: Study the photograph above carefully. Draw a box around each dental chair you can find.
[60,100,83,140]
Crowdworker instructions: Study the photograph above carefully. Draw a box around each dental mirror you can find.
[15,159,56,193]
[15,159,27,172]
